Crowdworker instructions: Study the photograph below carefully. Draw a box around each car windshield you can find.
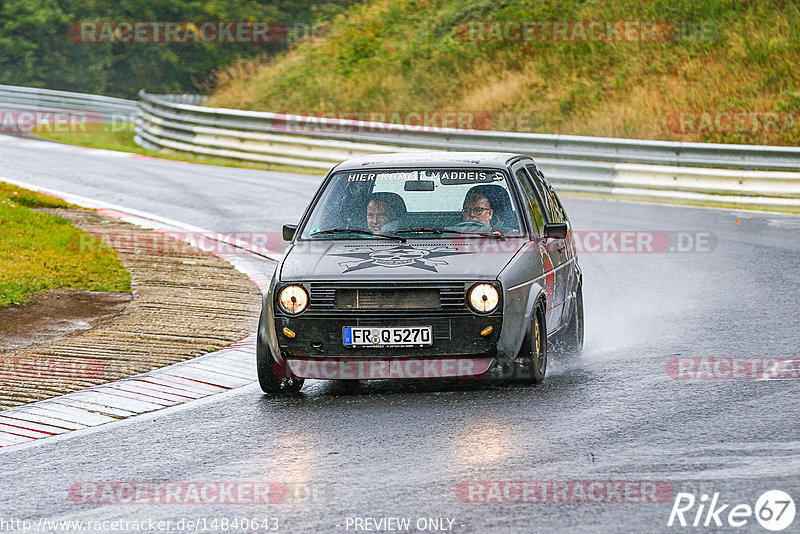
[300,168,524,239]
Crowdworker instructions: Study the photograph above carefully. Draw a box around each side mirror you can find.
[282,224,297,241]
[543,222,568,240]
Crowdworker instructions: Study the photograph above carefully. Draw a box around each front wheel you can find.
[505,301,547,383]
[256,314,304,394]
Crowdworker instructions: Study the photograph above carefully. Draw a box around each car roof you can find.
[332,152,530,172]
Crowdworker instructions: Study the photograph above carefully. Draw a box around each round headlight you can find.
[277,285,308,314]
[468,283,499,313]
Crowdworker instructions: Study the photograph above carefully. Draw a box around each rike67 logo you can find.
[668,490,796,531]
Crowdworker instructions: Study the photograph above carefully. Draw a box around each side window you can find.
[544,187,565,223]
[514,168,545,235]
[527,165,564,223]
[550,187,569,223]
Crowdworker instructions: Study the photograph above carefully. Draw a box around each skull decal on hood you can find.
[332,245,470,273]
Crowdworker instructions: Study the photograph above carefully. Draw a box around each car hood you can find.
[280,239,526,281]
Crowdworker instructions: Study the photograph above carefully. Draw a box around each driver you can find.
[462,193,493,227]
[366,198,400,233]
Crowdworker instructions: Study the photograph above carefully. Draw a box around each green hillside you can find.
[209,0,800,146]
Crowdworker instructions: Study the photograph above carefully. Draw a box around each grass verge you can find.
[0,183,132,307]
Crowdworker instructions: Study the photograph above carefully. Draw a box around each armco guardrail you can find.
[0,84,137,121]
[12,85,793,210]
[135,91,800,210]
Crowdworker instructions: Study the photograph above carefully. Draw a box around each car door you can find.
[511,164,560,333]
[547,181,579,327]
[524,164,570,329]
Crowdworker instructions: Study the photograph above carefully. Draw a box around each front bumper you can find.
[274,312,502,378]
[285,357,495,380]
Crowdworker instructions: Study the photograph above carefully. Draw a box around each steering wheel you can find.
[452,220,491,230]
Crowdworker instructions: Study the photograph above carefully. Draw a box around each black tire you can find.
[505,300,547,384]
[256,314,304,394]
[560,282,584,356]
[527,303,548,383]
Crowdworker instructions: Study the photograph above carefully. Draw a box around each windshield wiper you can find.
[395,227,445,236]
[397,227,505,240]
[309,228,406,242]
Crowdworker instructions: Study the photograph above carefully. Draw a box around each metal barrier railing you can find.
[134,91,800,210]
[2,85,798,211]
[0,84,138,121]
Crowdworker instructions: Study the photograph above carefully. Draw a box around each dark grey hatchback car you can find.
[257,152,583,393]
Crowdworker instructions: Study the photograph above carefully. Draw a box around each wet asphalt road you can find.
[1,136,799,533]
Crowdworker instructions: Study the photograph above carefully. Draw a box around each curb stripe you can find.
[0,178,271,450]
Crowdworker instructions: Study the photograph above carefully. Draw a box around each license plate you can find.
[343,326,433,347]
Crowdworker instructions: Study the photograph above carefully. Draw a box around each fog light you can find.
[480,326,493,337]
[282,327,296,338]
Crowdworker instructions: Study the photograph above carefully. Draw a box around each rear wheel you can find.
[560,282,584,356]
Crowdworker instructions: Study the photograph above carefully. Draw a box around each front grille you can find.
[308,282,466,312]
[309,285,336,309]
[335,288,439,309]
